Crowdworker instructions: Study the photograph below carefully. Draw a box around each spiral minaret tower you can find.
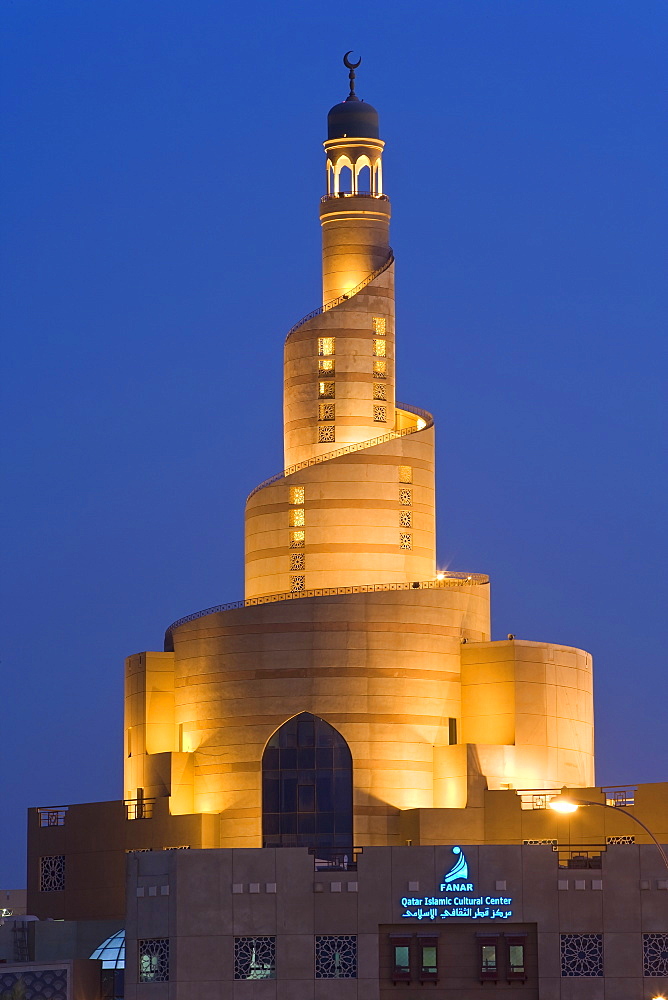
[124,60,594,855]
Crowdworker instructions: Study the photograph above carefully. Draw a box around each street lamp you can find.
[549,796,668,870]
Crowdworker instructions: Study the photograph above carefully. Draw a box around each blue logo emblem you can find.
[441,846,468,884]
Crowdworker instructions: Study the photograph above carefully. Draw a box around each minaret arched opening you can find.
[262,712,353,859]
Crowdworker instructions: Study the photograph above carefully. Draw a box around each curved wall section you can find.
[169,585,491,847]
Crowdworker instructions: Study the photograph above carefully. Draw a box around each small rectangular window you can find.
[448,718,457,745]
[400,533,412,550]
[138,939,170,983]
[399,465,412,484]
[478,937,499,981]
[400,510,412,527]
[234,937,276,980]
[507,937,526,980]
[289,486,304,505]
[372,316,386,335]
[390,936,411,982]
[373,405,386,422]
[400,488,412,505]
[373,382,387,400]
[373,338,386,357]
[373,360,386,378]
[318,425,335,443]
[290,531,305,548]
[418,936,438,981]
[290,575,305,593]
[318,403,335,421]
[289,508,305,527]
[290,553,305,571]
[318,381,335,398]
[317,337,335,356]
[318,358,335,375]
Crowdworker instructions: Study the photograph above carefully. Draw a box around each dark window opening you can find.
[448,718,458,745]
[262,713,353,859]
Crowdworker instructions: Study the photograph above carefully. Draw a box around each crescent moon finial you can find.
[343,51,362,98]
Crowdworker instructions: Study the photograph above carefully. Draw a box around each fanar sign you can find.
[400,847,514,922]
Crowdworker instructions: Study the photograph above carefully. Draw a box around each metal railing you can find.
[286,248,394,340]
[309,846,362,872]
[557,845,605,869]
[37,806,68,827]
[516,790,562,811]
[321,192,390,202]
[246,401,433,502]
[125,797,155,820]
[603,785,636,808]
[164,570,489,649]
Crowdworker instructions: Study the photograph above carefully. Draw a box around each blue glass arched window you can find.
[262,713,352,856]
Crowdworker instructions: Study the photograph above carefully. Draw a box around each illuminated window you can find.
[418,936,438,982]
[318,425,335,443]
[315,936,357,979]
[373,339,386,357]
[399,465,412,483]
[373,360,386,378]
[390,937,411,982]
[318,358,335,375]
[373,405,386,422]
[317,337,335,356]
[478,937,499,981]
[400,510,412,527]
[373,382,386,400]
[138,939,169,982]
[507,936,527,981]
[289,508,305,527]
[400,489,412,505]
[400,533,412,550]
[290,553,305,571]
[290,531,305,548]
[290,575,305,592]
[234,937,275,980]
[372,316,386,335]
[318,381,335,398]
[318,403,335,421]
[40,855,65,892]
[289,486,304,505]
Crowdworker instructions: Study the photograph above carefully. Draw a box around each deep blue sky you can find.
[2,1,666,887]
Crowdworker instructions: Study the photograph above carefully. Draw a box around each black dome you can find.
[327,97,379,140]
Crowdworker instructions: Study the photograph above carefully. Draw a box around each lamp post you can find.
[549,796,668,871]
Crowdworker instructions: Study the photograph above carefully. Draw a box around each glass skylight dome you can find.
[90,928,125,969]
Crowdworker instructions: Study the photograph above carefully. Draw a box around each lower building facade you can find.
[124,843,668,1000]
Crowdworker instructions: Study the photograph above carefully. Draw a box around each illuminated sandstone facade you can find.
[123,67,595,856]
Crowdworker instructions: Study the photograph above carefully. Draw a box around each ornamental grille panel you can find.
[315,935,357,979]
[318,358,335,375]
[400,533,412,550]
[289,486,304,505]
[318,403,335,421]
[372,316,386,335]
[234,937,276,980]
[606,836,635,844]
[317,337,335,356]
[399,489,412,505]
[560,934,603,977]
[290,531,305,548]
[399,465,412,484]
[289,508,305,527]
[318,425,335,443]
[290,553,305,571]
[40,855,65,892]
[400,511,412,527]
[290,575,306,592]
[643,933,668,976]
[373,360,386,378]
[523,839,558,846]
[373,405,387,422]
[373,339,386,357]
[318,381,335,398]
[373,383,387,400]
[138,939,169,982]
[0,970,68,1000]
